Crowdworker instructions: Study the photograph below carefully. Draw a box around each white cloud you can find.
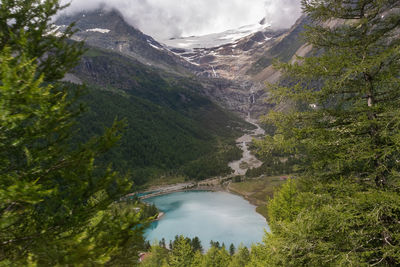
[60,0,301,40]
[264,0,302,29]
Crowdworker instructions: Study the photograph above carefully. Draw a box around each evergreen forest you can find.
[1,0,400,266]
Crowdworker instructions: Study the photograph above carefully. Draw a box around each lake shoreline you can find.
[156,212,165,221]
[138,180,268,220]
[143,190,268,249]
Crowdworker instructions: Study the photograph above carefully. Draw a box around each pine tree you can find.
[141,244,169,267]
[229,245,249,267]
[203,245,231,267]
[261,0,400,186]
[252,0,400,265]
[191,251,205,267]
[0,0,83,81]
[168,235,194,267]
[160,237,167,248]
[229,243,235,256]
[191,236,203,253]
[0,0,144,265]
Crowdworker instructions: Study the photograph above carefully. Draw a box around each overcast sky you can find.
[60,0,302,40]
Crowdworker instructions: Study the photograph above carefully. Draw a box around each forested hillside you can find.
[71,46,248,185]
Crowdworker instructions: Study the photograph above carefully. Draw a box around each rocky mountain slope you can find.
[57,9,310,118]
[56,10,198,74]
[55,10,264,185]
[168,15,310,117]
[53,8,313,184]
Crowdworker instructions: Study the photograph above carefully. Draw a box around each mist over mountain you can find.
[60,0,301,41]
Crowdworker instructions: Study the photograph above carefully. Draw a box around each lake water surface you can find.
[144,191,269,249]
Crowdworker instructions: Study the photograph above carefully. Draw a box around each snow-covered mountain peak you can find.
[162,21,271,50]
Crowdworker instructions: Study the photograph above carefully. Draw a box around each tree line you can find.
[1,0,399,265]
[142,235,250,267]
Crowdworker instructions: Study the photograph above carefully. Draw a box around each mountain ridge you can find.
[56,9,199,74]
[57,9,311,121]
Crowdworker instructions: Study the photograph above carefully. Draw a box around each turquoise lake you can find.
[144,191,269,249]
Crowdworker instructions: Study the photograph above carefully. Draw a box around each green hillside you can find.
[71,46,248,186]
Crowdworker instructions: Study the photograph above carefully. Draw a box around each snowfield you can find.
[86,28,110,34]
[162,22,270,50]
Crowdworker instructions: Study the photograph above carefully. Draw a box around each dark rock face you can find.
[56,9,199,74]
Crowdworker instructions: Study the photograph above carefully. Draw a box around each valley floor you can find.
[228,175,288,219]
[133,115,287,219]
